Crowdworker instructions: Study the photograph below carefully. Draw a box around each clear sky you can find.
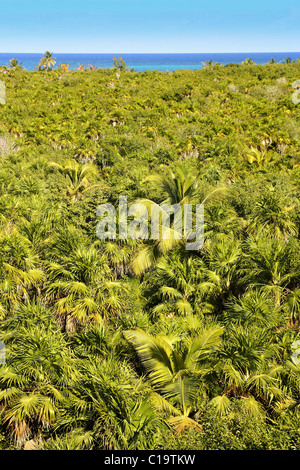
[0,0,299,53]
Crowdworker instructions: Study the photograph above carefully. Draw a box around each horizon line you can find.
[1,51,300,55]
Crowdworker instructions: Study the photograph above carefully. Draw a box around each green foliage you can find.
[0,63,300,449]
[112,56,130,72]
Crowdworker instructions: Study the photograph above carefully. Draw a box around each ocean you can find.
[0,52,300,72]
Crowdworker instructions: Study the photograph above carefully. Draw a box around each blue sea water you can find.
[0,52,300,72]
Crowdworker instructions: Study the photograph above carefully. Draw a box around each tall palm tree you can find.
[38,51,56,71]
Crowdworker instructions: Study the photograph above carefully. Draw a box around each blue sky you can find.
[0,0,299,53]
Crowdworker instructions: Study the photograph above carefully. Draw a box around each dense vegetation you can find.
[0,59,300,450]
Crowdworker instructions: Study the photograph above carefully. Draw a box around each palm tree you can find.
[142,248,220,318]
[99,240,135,279]
[38,51,56,71]
[112,56,129,72]
[50,358,164,449]
[245,146,271,170]
[224,290,281,328]
[0,302,76,447]
[201,60,219,70]
[242,58,256,65]
[7,58,23,70]
[281,57,292,64]
[248,190,298,239]
[204,234,243,298]
[48,159,99,202]
[241,234,299,307]
[216,324,285,411]
[284,289,300,325]
[44,236,128,329]
[130,165,227,275]
[0,227,45,313]
[144,252,201,317]
[204,204,244,241]
[124,323,224,432]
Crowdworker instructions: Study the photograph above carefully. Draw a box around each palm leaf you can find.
[210,395,232,415]
[239,396,266,418]
[123,329,174,385]
[186,326,224,365]
[168,415,202,433]
[149,392,180,416]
